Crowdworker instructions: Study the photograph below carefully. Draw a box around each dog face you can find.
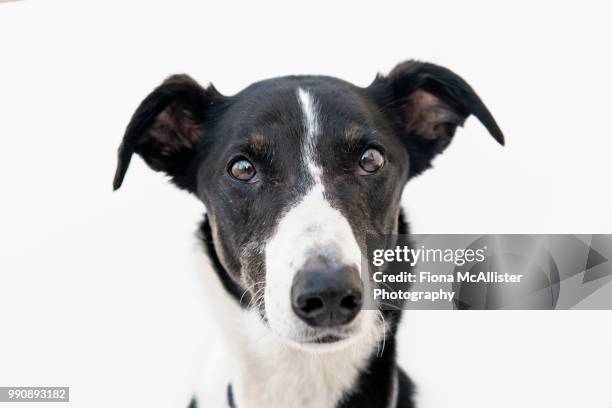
[114,61,503,350]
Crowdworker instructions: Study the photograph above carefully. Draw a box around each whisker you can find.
[376,310,387,358]
[377,301,404,311]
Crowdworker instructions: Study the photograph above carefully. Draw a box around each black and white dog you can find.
[113,60,504,408]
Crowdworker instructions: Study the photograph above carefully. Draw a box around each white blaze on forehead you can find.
[297,87,322,180]
[264,87,363,341]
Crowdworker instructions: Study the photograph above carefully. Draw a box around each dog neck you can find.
[196,216,408,408]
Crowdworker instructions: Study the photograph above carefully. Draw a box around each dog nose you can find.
[291,264,363,327]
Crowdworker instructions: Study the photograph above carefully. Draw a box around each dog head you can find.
[114,61,503,351]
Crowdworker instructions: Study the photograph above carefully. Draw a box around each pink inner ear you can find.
[402,90,463,141]
[146,102,201,155]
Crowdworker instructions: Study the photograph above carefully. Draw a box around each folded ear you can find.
[369,60,504,176]
[113,74,223,192]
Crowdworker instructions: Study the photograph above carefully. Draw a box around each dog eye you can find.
[359,147,385,174]
[229,157,256,182]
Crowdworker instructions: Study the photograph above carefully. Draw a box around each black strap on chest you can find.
[227,383,236,408]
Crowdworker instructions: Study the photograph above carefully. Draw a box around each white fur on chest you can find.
[233,310,380,408]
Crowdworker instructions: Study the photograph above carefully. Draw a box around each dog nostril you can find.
[301,297,324,315]
[340,293,362,311]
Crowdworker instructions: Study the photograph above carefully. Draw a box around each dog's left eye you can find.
[359,147,385,174]
[229,157,257,182]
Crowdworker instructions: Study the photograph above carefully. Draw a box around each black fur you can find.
[199,216,249,306]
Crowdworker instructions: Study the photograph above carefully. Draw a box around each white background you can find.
[1,1,611,407]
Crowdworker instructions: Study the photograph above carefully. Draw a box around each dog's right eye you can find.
[358,147,385,174]
[228,157,257,182]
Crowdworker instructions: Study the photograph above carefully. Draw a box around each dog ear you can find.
[113,74,223,192]
[369,60,504,176]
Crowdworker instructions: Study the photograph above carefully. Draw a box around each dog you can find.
[113,60,504,408]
